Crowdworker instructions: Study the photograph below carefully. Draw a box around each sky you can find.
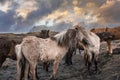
[0,0,120,33]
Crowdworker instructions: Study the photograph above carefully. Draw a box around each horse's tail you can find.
[15,44,26,79]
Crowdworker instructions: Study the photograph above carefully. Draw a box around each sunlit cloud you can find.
[15,0,38,19]
[72,0,79,6]
[0,1,12,13]
[96,0,120,23]
[0,0,119,32]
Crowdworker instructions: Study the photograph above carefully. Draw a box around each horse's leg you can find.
[29,62,37,80]
[107,40,112,55]
[65,51,70,65]
[84,54,88,66]
[94,54,98,72]
[83,49,88,66]
[87,53,92,72]
[65,49,74,65]
[69,52,73,65]
[24,61,30,80]
[17,59,22,80]
[50,60,60,80]
[94,55,98,72]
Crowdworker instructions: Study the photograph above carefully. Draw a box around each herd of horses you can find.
[0,25,120,80]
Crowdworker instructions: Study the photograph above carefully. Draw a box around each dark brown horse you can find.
[38,30,50,71]
[96,32,115,42]
[91,26,120,55]
[0,37,16,67]
[38,30,50,38]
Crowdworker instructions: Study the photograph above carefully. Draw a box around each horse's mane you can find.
[51,29,77,48]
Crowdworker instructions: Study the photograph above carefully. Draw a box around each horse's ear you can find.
[72,25,79,30]
[75,27,78,30]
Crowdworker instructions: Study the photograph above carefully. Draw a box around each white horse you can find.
[15,29,91,80]
[73,25,100,72]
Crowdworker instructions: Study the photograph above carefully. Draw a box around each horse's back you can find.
[90,28,106,33]
[90,32,100,46]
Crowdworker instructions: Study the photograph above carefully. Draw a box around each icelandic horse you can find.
[15,28,91,80]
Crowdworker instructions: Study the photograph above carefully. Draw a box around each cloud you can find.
[96,0,120,23]
[0,0,12,13]
[0,0,120,32]
[0,10,15,31]
[15,0,38,19]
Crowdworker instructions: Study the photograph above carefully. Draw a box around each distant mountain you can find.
[30,25,50,32]
[29,22,120,32]
[51,21,73,32]
[29,22,73,32]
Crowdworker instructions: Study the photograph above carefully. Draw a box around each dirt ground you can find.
[0,40,120,80]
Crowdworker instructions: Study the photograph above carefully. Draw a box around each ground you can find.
[0,40,120,80]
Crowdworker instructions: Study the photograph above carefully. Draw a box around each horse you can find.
[0,37,16,67]
[15,28,91,80]
[38,30,50,71]
[37,30,50,38]
[73,25,100,72]
[91,26,120,55]
[96,32,115,42]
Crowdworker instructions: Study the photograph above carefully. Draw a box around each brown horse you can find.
[91,26,120,55]
[0,37,16,67]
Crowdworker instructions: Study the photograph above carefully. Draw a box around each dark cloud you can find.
[0,10,15,31]
[0,0,7,4]
[97,1,120,23]
[27,0,64,20]
[0,0,119,32]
